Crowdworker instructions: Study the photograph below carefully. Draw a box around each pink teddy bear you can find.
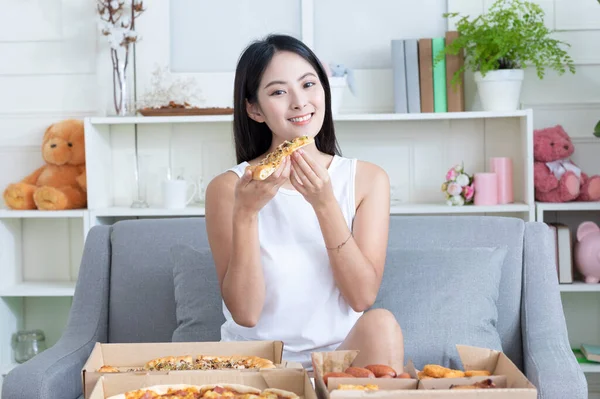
[533,125,600,202]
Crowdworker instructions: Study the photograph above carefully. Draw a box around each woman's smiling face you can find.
[246,50,326,144]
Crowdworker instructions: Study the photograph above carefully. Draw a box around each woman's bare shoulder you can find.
[205,170,240,202]
[355,160,390,205]
[356,160,389,188]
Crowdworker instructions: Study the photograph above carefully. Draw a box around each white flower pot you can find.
[474,69,524,112]
[329,76,347,115]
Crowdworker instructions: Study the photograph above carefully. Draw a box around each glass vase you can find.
[114,62,130,116]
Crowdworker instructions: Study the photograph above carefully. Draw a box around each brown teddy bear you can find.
[3,119,87,210]
[534,124,600,202]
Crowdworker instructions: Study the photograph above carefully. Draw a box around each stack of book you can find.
[392,31,465,114]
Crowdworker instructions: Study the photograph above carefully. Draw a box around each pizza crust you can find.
[262,387,301,399]
[105,384,202,399]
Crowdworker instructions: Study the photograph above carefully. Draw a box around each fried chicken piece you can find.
[422,364,452,378]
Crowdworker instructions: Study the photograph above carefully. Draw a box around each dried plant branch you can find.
[97,0,146,114]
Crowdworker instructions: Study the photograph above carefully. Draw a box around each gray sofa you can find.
[2,216,588,399]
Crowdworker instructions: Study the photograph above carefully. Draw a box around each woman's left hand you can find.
[290,149,336,210]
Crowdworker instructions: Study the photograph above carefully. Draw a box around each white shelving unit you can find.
[0,208,85,377]
[84,109,535,228]
[536,201,600,379]
[0,109,537,378]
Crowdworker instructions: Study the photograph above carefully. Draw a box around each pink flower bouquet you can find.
[441,163,474,206]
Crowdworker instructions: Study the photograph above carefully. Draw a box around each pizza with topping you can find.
[97,354,276,373]
[106,383,299,399]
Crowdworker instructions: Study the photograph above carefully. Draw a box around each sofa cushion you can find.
[386,216,524,369]
[372,246,507,370]
[171,244,225,342]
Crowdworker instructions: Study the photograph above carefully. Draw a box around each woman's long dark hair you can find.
[233,34,341,164]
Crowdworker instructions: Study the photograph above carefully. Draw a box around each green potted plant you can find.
[437,0,575,112]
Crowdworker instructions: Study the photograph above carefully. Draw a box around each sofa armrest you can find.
[522,222,588,399]
[2,225,112,399]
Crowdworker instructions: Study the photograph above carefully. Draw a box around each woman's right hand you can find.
[234,156,291,216]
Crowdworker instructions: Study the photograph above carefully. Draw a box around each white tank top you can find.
[220,154,362,368]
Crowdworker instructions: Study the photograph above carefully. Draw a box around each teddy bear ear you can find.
[43,124,54,141]
[576,221,600,242]
[555,125,570,138]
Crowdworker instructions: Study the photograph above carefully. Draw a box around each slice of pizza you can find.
[246,135,314,180]
[199,383,262,399]
[195,355,236,370]
[230,355,276,369]
[144,355,194,371]
[194,355,275,370]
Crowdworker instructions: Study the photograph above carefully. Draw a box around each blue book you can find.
[581,344,600,363]
[404,39,421,113]
[391,39,408,113]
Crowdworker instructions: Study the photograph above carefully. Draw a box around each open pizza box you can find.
[311,345,537,399]
[88,368,316,399]
[83,340,301,398]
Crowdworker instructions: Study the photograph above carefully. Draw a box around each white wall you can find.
[3,1,599,199]
[0,0,99,195]
[1,0,600,395]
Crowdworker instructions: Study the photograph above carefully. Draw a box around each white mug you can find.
[162,179,197,209]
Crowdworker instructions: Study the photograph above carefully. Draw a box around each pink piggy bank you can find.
[574,221,600,284]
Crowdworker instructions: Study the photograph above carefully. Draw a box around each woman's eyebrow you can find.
[264,72,317,89]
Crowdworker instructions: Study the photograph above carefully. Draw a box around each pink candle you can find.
[474,173,498,205]
[489,157,513,204]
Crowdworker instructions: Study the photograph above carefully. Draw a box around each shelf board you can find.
[91,203,531,218]
[560,282,600,292]
[0,209,87,218]
[88,110,531,125]
[92,206,206,217]
[536,201,600,212]
[390,203,531,215]
[580,363,600,373]
[0,282,76,297]
[334,110,530,121]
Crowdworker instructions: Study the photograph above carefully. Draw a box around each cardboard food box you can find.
[311,349,417,399]
[89,368,316,399]
[83,340,299,398]
[311,345,537,399]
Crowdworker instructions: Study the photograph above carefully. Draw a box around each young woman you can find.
[205,34,404,372]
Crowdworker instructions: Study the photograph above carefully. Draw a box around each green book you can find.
[432,37,447,113]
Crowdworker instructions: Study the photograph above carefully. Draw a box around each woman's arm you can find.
[290,151,389,312]
[314,162,389,312]
[205,173,265,327]
[205,158,292,327]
